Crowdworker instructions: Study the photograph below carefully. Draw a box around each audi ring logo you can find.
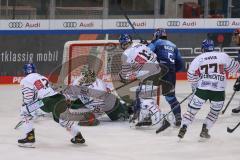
[167,21,180,27]
[8,22,23,28]
[116,21,129,27]
[217,21,229,26]
[63,22,77,28]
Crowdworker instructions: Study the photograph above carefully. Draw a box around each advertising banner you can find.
[0,19,239,84]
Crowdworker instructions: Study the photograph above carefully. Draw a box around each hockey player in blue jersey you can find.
[148,28,184,127]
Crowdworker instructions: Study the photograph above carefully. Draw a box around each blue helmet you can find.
[119,34,132,50]
[153,28,167,40]
[201,39,214,52]
[23,63,36,75]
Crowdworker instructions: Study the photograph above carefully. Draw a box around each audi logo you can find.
[63,22,77,28]
[217,21,229,26]
[167,21,180,27]
[8,22,23,28]
[116,21,129,27]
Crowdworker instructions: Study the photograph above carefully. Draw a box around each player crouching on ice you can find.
[118,34,171,131]
[178,39,240,140]
[18,63,85,147]
[69,68,129,125]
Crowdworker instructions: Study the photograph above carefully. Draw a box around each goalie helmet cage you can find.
[59,40,161,105]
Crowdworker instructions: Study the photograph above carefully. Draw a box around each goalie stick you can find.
[221,91,236,114]
[156,92,193,134]
[227,121,240,133]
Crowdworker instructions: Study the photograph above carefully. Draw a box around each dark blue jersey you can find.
[148,39,184,72]
[238,50,240,62]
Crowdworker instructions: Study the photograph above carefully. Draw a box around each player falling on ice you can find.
[69,67,129,125]
[232,28,240,114]
[148,28,184,127]
[178,39,240,140]
[118,34,170,130]
[18,63,85,147]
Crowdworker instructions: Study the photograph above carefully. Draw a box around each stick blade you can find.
[221,110,226,114]
[227,127,234,133]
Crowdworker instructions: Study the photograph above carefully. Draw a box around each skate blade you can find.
[198,137,210,143]
[18,143,35,148]
[177,138,183,143]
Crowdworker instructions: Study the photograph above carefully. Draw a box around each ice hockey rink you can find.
[1,80,240,160]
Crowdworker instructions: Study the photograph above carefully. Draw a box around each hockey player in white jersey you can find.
[70,68,129,125]
[178,39,240,139]
[18,63,85,147]
[119,34,160,83]
[118,34,170,130]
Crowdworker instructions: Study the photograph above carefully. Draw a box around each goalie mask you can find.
[233,28,240,45]
[23,63,36,75]
[119,34,132,50]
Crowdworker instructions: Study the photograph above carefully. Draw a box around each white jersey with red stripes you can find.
[188,51,240,91]
[72,78,110,113]
[20,73,57,105]
[119,43,158,81]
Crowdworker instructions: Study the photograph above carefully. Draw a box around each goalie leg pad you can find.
[137,98,161,126]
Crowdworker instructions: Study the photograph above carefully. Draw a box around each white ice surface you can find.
[1,80,240,160]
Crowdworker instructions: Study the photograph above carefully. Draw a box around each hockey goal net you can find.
[58,40,161,105]
[58,40,122,85]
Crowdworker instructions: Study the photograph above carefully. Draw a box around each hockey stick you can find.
[221,91,237,114]
[14,116,33,130]
[156,92,193,134]
[118,5,145,43]
[227,121,240,133]
[14,121,24,130]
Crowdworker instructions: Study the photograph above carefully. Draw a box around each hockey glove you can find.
[140,40,149,45]
[234,77,240,91]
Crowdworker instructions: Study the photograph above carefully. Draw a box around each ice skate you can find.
[178,124,187,139]
[232,106,240,114]
[199,124,211,139]
[71,132,85,144]
[135,116,152,127]
[174,114,182,127]
[18,129,35,148]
